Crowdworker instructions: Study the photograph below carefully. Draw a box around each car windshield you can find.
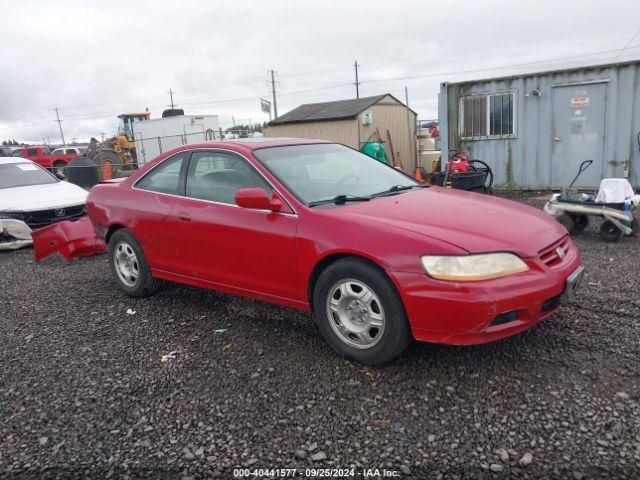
[0,163,58,189]
[254,143,420,205]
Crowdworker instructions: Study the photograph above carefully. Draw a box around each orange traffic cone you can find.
[103,162,111,181]
[414,167,424,183]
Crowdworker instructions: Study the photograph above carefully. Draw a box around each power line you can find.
[612,28,640,62]
[5,45,640,134]
[360,45,640,85]
[2,33,637,117]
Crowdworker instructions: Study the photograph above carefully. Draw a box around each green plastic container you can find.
[361,142,388,164]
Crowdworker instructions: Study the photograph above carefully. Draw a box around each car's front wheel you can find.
[108,229,163,297]
[313,257,411,365]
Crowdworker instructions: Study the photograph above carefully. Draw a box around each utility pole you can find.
[54,107,66,145]
[404,86,417,173]
[167,89,175,109]
[354,61,360,99]
[269,70,278,119]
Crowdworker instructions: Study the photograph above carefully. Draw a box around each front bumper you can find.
[32,217,105,261]
[390,244,582,345]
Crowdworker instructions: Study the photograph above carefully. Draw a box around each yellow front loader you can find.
[87,111,150,178]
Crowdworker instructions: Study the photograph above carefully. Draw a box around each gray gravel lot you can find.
[1,195,639,479]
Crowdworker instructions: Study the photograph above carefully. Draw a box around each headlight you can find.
[421,253,529,281]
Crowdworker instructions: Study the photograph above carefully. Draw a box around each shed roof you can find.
[269,94,411,126]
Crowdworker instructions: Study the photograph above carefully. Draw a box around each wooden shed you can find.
[263,94,417,173]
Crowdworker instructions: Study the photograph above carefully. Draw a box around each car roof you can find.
[0,157,35,165]
[180,137,331,152]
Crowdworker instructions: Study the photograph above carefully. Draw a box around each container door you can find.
[184,123,205,145]
[551,83,606,188]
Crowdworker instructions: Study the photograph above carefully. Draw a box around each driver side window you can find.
[186,151,272,205]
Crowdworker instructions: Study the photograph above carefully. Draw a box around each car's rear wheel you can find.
[313,257,411,365]
[108,229,163,297]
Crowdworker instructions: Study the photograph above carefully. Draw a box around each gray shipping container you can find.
[438,60,640,189]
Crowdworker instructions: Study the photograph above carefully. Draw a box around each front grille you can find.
[21,205,86,229]
[539,236,572,268]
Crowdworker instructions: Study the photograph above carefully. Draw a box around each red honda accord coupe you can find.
[86,138,583,364]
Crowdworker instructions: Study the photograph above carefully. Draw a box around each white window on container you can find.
[460,91,515,139]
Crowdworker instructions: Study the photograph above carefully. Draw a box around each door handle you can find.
[553,137,561,142]
[178,214,191,222]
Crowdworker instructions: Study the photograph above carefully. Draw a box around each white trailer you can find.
[133,115,220,165]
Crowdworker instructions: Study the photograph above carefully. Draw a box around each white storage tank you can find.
[134,114,220,165]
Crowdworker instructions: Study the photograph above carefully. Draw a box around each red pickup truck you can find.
[12,146,79,177]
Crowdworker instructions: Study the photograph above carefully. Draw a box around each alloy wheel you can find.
[113,241,139,287]
[325,279,386,349]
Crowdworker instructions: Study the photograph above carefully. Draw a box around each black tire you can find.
[571,214,589,233]
[468,159,494,192]
[312,257,411,365]
[556,214,575,234]
[108,229,163,297]
[599,220,623,242]
[52,161,67,179]
[94,150,124,179]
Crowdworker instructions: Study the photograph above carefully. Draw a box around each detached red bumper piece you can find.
[32,217,105,262]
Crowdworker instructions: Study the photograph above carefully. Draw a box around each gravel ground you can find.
[1,194,639,480]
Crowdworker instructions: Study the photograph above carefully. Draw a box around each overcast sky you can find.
[2,0,640,143]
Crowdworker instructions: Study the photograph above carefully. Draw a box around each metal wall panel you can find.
[440,61,640,189]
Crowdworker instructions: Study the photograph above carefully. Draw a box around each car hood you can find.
[0,182,88,212]
[325,187,565,258]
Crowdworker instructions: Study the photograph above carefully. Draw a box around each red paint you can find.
[83,139,581,345]
[11,146,79,169]
[32,217,105,262]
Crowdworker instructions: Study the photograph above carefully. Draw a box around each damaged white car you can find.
[0,157,88,250]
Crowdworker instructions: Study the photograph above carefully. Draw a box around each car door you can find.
[128,152,189,272]
[170,149,299,301]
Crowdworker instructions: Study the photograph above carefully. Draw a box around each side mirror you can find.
[235,188,282,212]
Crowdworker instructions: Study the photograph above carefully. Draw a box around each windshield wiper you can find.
[371,184,426,198]
[308,194,371,207]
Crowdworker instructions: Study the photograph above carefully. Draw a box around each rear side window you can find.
[186,151,271,205]
[136,155,185,195]
[27,148,38,156]
[12,150,24,157]
[65,149,77,154]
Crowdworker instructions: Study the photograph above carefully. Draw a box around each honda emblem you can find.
[54,208,66,217]
[556,246,565,260]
